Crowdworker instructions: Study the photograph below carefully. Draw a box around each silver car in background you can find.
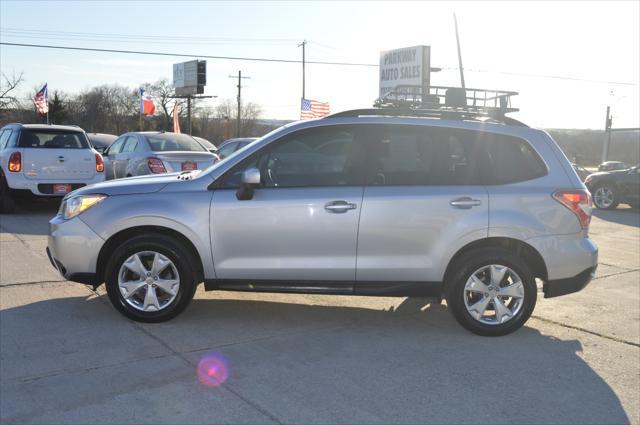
[103,132,217,179]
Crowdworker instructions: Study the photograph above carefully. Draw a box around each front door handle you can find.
[450,197,482,209]
[324,200,357,213]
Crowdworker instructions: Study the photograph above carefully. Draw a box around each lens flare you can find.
[197,353,229,387]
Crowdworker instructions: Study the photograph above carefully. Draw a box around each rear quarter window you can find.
[480,133,547,184]
[18,130,90,149]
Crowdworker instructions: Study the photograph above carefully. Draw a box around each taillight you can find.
[147,157,166,174]
[553,189,592,234]
[8,152,21,172]
[95,153,104,172]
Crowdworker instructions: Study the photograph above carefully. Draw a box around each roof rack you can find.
[327,85,525,126]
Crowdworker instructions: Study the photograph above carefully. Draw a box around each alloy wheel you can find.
[118,251,180,312]
[593,186,614,209]
[463,264,525,325]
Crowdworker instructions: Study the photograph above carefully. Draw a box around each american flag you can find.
[300,98,330,119]
[34,83,48,115]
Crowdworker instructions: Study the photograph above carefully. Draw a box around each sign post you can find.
[379,45,430,101]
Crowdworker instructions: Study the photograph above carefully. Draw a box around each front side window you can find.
[217,142,238,159]
[221,126,362,188]
[121,136,138,153]
[106,137,125,156]
[18,130,90,149]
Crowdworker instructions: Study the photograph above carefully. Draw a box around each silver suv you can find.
[46,110,598,336]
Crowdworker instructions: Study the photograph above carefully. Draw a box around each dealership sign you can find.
[379,45,430,98]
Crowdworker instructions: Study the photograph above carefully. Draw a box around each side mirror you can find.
[96,147,106,154]
[236,167,261,200]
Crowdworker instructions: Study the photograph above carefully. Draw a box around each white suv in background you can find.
[0,124,105,213]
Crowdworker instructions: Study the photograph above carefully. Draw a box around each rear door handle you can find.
[450,197,482,209]
[324,200,357,213]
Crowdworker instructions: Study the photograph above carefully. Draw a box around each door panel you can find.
[211,187,363,281]
[104,137,125,180]
[357,186,488,282]
[210,124,366,283]
[355,124,488,284]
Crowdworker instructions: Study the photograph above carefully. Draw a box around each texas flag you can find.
[139,87,156,115]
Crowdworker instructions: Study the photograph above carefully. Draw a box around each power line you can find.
[0,42,379,67]
[1,41,637,86]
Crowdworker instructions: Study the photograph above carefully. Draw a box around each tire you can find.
[104,234,198,322]
[0,172,16,214]
[592,184,619,210]
[445,248,537,336]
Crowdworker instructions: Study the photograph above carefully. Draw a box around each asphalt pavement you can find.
[1,199,638,424]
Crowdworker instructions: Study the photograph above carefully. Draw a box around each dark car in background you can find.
[216,137,257,159]
[102,132,217,179]
[87,133,117,154]
[585,165,640,209]
[597,161,628,172]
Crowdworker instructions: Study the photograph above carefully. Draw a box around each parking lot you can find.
[1,200,638,424]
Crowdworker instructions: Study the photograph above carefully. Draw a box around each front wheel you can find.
[592,184,619,210]
[105,234,197,322]
[446,248,537,336]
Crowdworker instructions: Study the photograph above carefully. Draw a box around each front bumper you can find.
[544,266,597,298]
[47,215,104,285]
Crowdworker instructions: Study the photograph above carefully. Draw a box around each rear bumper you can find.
[6,173,105,196]
[544,266,596,298]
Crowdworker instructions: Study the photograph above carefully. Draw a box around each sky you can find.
[1,0,639,129]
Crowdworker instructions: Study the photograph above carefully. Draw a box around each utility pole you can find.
[229,71,250,137]
[298,40,307,100]
[602,105,612,163]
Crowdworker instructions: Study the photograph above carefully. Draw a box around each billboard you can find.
[379,45,430,98]
[173,60,206,95]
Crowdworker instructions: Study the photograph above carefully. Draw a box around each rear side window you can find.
[481,134,547,184]
[18,130,90,149]
[363,125,478,185]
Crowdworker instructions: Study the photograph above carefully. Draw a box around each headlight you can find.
[62,194,107,219]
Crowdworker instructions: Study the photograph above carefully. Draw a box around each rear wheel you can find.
[0,172,16,214]
[446,248,537,336]
[593,184,619,210]
[104,234,197,322]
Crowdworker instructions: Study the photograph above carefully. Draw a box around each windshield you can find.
[145,134,206,152]
[18,129,90,149]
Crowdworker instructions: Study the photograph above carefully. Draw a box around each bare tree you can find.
[0,71,24,111]
[147,79,185,131]
[214,98,262,137]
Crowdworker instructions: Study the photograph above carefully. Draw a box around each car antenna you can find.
[454,12,466,91]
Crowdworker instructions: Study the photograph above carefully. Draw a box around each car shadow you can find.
[0,198,58,236]
[593,207,640,228]
[1,292,631,424]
